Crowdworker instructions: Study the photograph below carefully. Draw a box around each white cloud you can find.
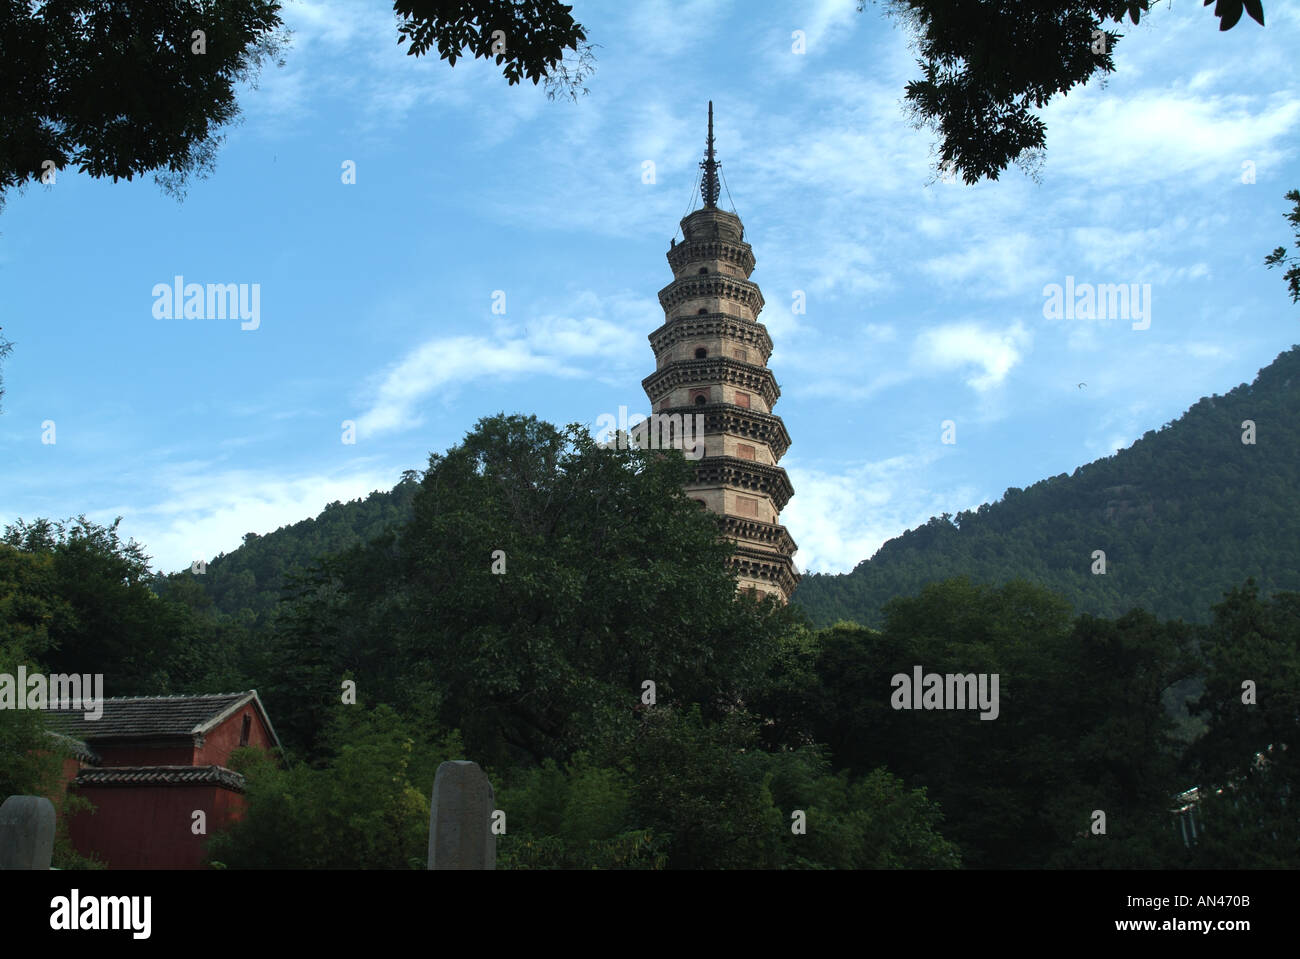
[920,233,1042,297]
[104,463,398,574]
[1045,89,1300,188]
[283,0,365,48]
[764,0,865,76]
[357,335,566,437]
[912,321,1031,391]
[626,0,732,58]
[356,292,652,437]
[784,451,976,574]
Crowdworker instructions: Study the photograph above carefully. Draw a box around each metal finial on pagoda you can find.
[701,101,720,209]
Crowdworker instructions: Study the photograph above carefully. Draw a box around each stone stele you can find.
[0,795,56,870]
[427,761,496,870]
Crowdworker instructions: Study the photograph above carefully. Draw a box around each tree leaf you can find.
[1215,0,1245,31]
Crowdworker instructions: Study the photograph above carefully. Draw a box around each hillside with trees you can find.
[5,410,1297,869]
[157,480,419,625]
[794,346,1300,628]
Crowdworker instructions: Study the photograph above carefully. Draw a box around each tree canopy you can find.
[0,0,591,210]
[869,0,1267,184]
[1265,188,1300,304]
[6,412,1298,868]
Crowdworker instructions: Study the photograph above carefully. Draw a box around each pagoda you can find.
[642,103,799,602]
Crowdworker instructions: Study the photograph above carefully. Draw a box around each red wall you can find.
[67,785,247,869]
[95,744,195,766]
[75,703,276,768]
[195,705,275,766]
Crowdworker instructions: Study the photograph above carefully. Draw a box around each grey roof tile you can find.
[43,730,101,764]
[74,765,246,791]
[45,691,258,743]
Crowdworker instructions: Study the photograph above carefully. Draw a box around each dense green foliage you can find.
[259,416,797,764]
[5,410,1297,869]
[0,540,111,869]
[806,580,1196,867]
[796,346,1300,629]
[0,1,592,211]
[207,705,459,870]
[196,415,959,868]
[0,543,65,800]
[3,517,204,695]
[1176,582,1300,867]
[870,0,1266,184]
[394,0,593,98]
[0,0,287,208]
[1265,188,1300,304]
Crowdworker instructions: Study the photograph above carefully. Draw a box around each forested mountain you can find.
[6,414,1298,869]
[157,478,420,622]
[166,346,1300,636]
[794,346,1300,628]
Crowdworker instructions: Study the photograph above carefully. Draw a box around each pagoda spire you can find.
[701,101,720,209]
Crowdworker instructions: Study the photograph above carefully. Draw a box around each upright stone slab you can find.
[0,796,56,870]
[427,760,496,870]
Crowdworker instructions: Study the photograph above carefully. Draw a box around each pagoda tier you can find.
[642,403,791,460]
[643,357,781,410]
[648,313,773,366]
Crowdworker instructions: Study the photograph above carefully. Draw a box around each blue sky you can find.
[1,0,1298,577]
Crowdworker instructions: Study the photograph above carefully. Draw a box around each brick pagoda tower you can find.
[642,103,799,602]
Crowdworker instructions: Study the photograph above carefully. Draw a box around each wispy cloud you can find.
[1045,89,1300,188]
[103,462,398,573]
[912,321,1032,392]
[785,450,977,574]
[356,292,650,437]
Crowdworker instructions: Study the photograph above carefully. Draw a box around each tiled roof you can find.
[74,765,246,791]
[43,730,101,764]
[45,691,278,747]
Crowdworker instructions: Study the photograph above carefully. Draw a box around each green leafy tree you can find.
[207,704,460,869]
[2,516,203,694]
[496,755,667,869]
[1265,189,1300,304]
[0,542,63,802]
[594,704,960,869]
[1178,582,1300,867]
[0,329,11,411]
[395,0,593,99]
[614,705,785,869]
[805,578,1192,867]
[868,0,1266,184]
[0,0,287,209]
[760,747,960,869]
[1,1,592,211]
[0,542,106,869]
[1189,582,1299,775]
[264,414,796,764]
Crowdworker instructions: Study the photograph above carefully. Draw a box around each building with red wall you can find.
[46,691,280,868]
